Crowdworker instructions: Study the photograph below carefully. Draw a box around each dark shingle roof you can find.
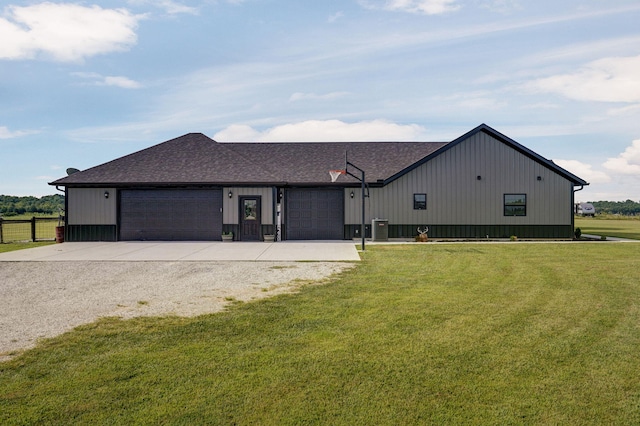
[50,133,448,186]
[49,124,588,187]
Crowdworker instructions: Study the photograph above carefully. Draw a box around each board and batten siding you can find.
[345,132,573,226]
[223,187,274,225]
[67,188,117,225]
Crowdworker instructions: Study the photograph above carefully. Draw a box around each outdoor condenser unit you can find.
[371,218,389,242]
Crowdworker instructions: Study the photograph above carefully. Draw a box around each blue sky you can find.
[1,0,640,202]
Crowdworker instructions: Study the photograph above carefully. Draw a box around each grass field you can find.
[576,216,640,240]
[0,242,54,253]
[2,242,640,424]
[0,215,58,243]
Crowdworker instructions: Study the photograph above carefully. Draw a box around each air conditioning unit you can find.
[371,218,389,242]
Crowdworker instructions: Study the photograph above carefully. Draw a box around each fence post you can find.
[31,216,36,242]
[0,218,3,244]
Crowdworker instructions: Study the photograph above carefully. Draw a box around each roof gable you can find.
[383,123,588,186]
[49,124,588,187]
[471,124,588,186]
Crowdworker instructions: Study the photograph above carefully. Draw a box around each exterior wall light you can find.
[477,176,482,180]
[228,191,233,198]
[104,191,110,199]
[350,191,355,198]
[537,176,542,181]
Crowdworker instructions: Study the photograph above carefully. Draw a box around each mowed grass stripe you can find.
[576,216,640,240]
[1,243,640,424]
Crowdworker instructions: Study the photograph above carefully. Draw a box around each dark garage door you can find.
[120,189,222,241]
[285,188,344,240]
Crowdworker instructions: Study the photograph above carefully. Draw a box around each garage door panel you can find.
[286,189,343,240]
[120,189,222,241]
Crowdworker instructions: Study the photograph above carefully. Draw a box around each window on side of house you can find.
[504,194,526,216]
[414,193,427,210]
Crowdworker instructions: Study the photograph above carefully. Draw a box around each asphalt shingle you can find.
[51,133,449,186]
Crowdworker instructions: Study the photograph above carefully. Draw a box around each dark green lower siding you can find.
[67,225,117,242]
[221,224,275,241]
[68,223,571,241]
[345,224,573,239]
[262,224,275,237]
[69,224,272,242]
[344,224,372,239]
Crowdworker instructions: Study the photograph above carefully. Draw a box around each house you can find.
[49,124,588,241]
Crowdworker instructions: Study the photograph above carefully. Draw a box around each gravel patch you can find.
[0,261,354,361]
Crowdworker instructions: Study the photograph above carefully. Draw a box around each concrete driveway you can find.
[0,241,361,262]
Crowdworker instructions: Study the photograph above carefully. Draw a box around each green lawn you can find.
[576,216,640,240]
[0,242,55,253]
[2,243,640,424]
[0,215,58,243]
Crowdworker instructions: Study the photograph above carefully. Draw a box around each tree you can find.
[590,200,640,216]
[0,194,65,216]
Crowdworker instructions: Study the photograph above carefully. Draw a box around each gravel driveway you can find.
[0,261,354,361]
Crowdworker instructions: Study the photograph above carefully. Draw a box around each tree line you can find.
[0,194,638,217]
[0,194,65,217]
[588,200,640,216]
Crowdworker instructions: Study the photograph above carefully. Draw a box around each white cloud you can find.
[103,76,142,89]
[603,140,640,176]
[72,72,141,89]
[289,92,350,102]
[0,126,38,139]
[0,3,139,62]
[553,159,611,184]
[328,11,344,23]
[213,124,261,141]
[358,0,460,15]
[432,91,506,110]
[127,0,198,15]
[607,103,640,117]
[479,0,521,14]
[521,102,560,110]
[529,55,640,103]
[214,119,429,142]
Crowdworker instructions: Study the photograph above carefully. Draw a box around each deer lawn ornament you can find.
[417,226,429,242]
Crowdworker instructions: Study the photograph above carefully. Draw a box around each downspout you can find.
[572,185,585,238]
[573,185,585,210]
[272,186,278,241]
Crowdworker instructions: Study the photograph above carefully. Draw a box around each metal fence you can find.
[0,217,60,243]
